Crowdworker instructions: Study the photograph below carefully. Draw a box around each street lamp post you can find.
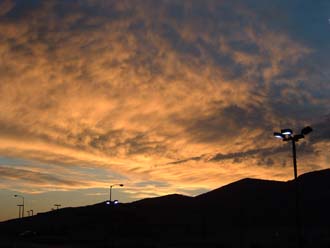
[54,204,61,210]
[14,194,24,218]
[273,126,312,248]
[273,126,312,179]
[27,209,34,216]
[109,184,124,204]
[17,204,23,218]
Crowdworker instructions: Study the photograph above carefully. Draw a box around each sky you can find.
[0,0,329,221]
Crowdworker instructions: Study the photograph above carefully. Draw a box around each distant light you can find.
[106,201,111,205]
[113,200,119,205]
[273,132,284,139]
[281,129,293,135]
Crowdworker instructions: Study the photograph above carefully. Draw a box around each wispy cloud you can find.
[0,166,86,188]
[0,0,329,199]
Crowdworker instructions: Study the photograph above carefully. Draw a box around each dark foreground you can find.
[1,169,330,248]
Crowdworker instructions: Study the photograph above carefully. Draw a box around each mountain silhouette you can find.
[1,169,330,248]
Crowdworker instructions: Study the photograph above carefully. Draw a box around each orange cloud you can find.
[0,0,328,201]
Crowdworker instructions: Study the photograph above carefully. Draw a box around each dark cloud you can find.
[267,83,328,123]
[310,116,330,142]
[165,137,319,168]
[0,0,329,202]
[0,166,85,187]
[134,181,170,188]
[229,40,260,55]
[209,145,294,166]
[4,0,42,19]
[184,104,269,144]
[166,156,203,166]
[159,23,201,57]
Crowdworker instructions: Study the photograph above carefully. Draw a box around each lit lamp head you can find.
[281,129,293,136]
[273,132,284,139]
[105,200,119,205]
[274,126,312,142]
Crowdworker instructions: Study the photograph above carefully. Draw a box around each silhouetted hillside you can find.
[1,169,330,248]
[131,193,193,207]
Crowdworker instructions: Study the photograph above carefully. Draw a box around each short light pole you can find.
[27,209,34,216]
[54,204,61,210]
[273,126,312,248]
[17,204,23,218]
[14,194,24,218]
[109,184,124,204]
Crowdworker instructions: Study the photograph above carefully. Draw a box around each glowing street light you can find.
[109,184,124,205]
[273,126,312,248]
[14,194,24,218]
[273,132,284,139]
[273,126,312,179]
[281,128,293,136]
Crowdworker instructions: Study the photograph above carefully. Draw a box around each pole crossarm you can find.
[14,195,25,218]
[109,184,124,203]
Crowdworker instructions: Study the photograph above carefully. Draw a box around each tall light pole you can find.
[273,126,312,179]
[14,194,24,218]
[273,126,312,248]
[109,184,124,203]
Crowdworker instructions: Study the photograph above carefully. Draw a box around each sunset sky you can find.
[0,0,330,221]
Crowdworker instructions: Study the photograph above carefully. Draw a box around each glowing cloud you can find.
[0,0,329,216]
